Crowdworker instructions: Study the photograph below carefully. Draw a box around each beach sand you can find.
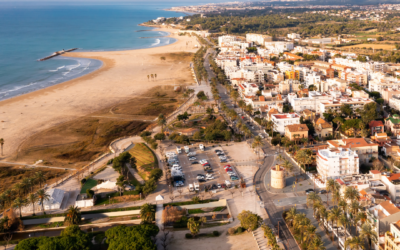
[0,28,200,159]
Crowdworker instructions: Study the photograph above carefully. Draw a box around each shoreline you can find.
[0,26,176,104]
[0,25,199,158]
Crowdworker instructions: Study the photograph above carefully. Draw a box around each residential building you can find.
[301,109,315,121]
[321,78,348,92]
[279,79,301,94]
[327,138,379,164]
[367,200,400,235]
[290,91,332,114]
[370,120,385,135]
[271,113,300,134]
[383,88,400,105]
[267,108,279,121]
[385,114,400,136]
[317,147,359,181]
[246,33,272,45]
[305,72,322,88]
[382,142,399,156]
[285,69,300,80]
[390,95,400,112]
[382,173,400,203]
[372,133,391,147]
[341,70,368,86]
[285,124,309,141]
[283,52,303,61]
[350,90,369,99]
[384,221,400,250]
[319,97,375,114]
[266,42,294,52]
[238,82,259,97]
[314,118,333,139]
[311,65,334,78]
[369,78,400,93]
[287,33,301,39]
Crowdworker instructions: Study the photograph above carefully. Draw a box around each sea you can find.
[0,1,220,101]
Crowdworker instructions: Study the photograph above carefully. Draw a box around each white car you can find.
[189,157,197,161]
[227,171,236,176]
[225,180,231,186]
[206,176,214,180]
[199,159,208,164]
[196,176,205,180]
[219,156,227,160]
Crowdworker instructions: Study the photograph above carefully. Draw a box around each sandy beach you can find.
[0,27,200,159]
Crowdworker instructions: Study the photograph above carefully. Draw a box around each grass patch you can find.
[80,178,98,194]
[129,143,158,180]
[213,207,225,212]
[38,221,65,228]
[188,209,205,214]
[95,190,140,206]
[164,199,219,207]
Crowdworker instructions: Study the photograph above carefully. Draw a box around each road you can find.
[0,161,75,170]
[203,42,300,250]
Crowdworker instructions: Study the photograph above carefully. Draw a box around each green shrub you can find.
[185,233,193,239]
[213,231,219,236]
[237,227,243,233]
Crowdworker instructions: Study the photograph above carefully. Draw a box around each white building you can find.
[369,78,400,93]
[218,35,240,47]
[389,95,400,111]
[271,113,300,134]
[265,42,294,52]
[43,188,65,210]
[305,72,322,88]
[246,33,272,45]
[317,147,359,181]
[319,97,374,114]
[238,82,259,96]
[75,194,94,208]
[228,68,264,83]
[290,91,333,114]
[287,33,301,39]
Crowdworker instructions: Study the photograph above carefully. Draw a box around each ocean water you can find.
[0,1,206,101]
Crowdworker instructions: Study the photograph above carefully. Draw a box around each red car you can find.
[225,168,232,172]
[202,162,209,166]
[224,165,231,169]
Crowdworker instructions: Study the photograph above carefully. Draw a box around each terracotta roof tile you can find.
[380,200,400,215]
[286,124,309,132]
[369,120,384,128]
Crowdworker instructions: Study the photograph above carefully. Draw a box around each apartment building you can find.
[383,88,400,104]
[367,200,400,235]
[317,147,359,181]
[266,70,284,83]
[238,82,259,97]
[384,221,400,250]
[265,42,294,52]
[305,72,322,88]
[290,91,333,114]
[279,79,301,94]
[327,138,379,164]
[218,35,241,47]
[246,33,272,45]
[321,78,348,92]
[285,69,300,80]
[319,97,374,114]
[271,113,300,134]
[341,70,368,86]
[228,68,265,83]
[311,65,334,78]
[287,33,301,39]
[283,52,303,61]
[389,95,400,112]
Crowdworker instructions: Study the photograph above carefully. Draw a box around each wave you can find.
[66,64,80,71]
[49,65,65,72]
[151,39,161,47]
[136,30,151,32]
[0,82,37,95]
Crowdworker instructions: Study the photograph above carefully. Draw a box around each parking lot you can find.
[164,143,242,196]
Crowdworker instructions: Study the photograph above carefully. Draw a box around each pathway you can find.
[253,227,268,250]
[126,163,145,185]
[0,161,74,170]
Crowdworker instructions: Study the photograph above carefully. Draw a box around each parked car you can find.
[227,171,236,176]
[189,157,197,161]
[305,189,315,194]
[220,159,227,163]
[225,180,231,186]
[230,176,239,181]
[217,184,222,189]
[196,176,205,180]
[198,179,206,183]
[206,176,214,180]
[212,184,218,190]
[224,165,231,169]
[221,184,226,189]
[214,149,222,153]
[191,161,199,165]
[319,190,327,194]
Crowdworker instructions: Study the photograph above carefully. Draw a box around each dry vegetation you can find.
[0,165,66,194]
[12,85,187,170]
[341,43,396,50]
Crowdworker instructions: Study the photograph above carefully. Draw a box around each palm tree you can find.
[328,207,342,242]
[345,237,365,250]
[35,171,46,189]
[252,136,264,158]
[360,223,378,250]
[140,203,155,223]
[187,217,200,237]
[307,192,321,216]
[285,207,298,227]
[230,90,239,106]
[326,179,336,207]
[13,183,24,198]
[311,237,326,250]
[338,199,347,214]
[304,225,318,244]
[238,100,246,112]
[344,186,360,202]
[157,114,167,133]
[282,159,293,174]
[0,138,4,156]
[27,193,38,216]
[12,197,25,218]
[277,154,285,164]
[36,189,50,214]
[64,206,82,225]
[199,216,207,226]
[332,190,341,206]
[339,214,350,244]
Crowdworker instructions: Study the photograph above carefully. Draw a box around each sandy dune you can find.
[0,28,199,159]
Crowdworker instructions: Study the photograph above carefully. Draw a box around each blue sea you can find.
[0,1,219,101]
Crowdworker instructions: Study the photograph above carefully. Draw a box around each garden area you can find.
[129,143,158,180]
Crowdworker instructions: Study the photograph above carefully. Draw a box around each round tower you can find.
[271,164,285,189]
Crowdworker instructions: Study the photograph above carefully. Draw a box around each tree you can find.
[142,178,157,196]
[360,102,378,124]
[12,197,25,218]
[105,224,159,250]
[35,171,46,189]
[345,237,365,250]
[187,217,200,237]
[307,192,321,216]
[372,159,385,172]
[230,90,240,106]
[196,91,207,100]
[64,206,82,226]
[27,193,38,216]
[295,149,313,170]
[154,133,166,141]
[285,207,298,227]
[311,237,326,250]
[237,210,262,231]
[0,138,4,156]
[36,189,50,214]
[360,223,378,250]
[328,207,342,243]
[157,114,167,133]
[150,169,163,181]
[140,203,155,224]
[340,104,353,117]
[252,136,264,158]
[344,186,360,202]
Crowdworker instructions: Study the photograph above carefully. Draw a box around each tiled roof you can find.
[380,200,400,215]
[286,124,309,132]
[328,138,379,148]
[268,108,279,115]
[369,120,384,128]
[370,170,381,174]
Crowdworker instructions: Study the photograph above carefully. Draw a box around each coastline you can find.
[0,25,200,158]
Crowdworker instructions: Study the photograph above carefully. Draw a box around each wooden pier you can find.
[37,48,78,61]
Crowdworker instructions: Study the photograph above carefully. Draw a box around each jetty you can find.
[37,48,78,61]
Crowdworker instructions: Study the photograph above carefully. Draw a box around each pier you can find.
[37,48,78,61]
